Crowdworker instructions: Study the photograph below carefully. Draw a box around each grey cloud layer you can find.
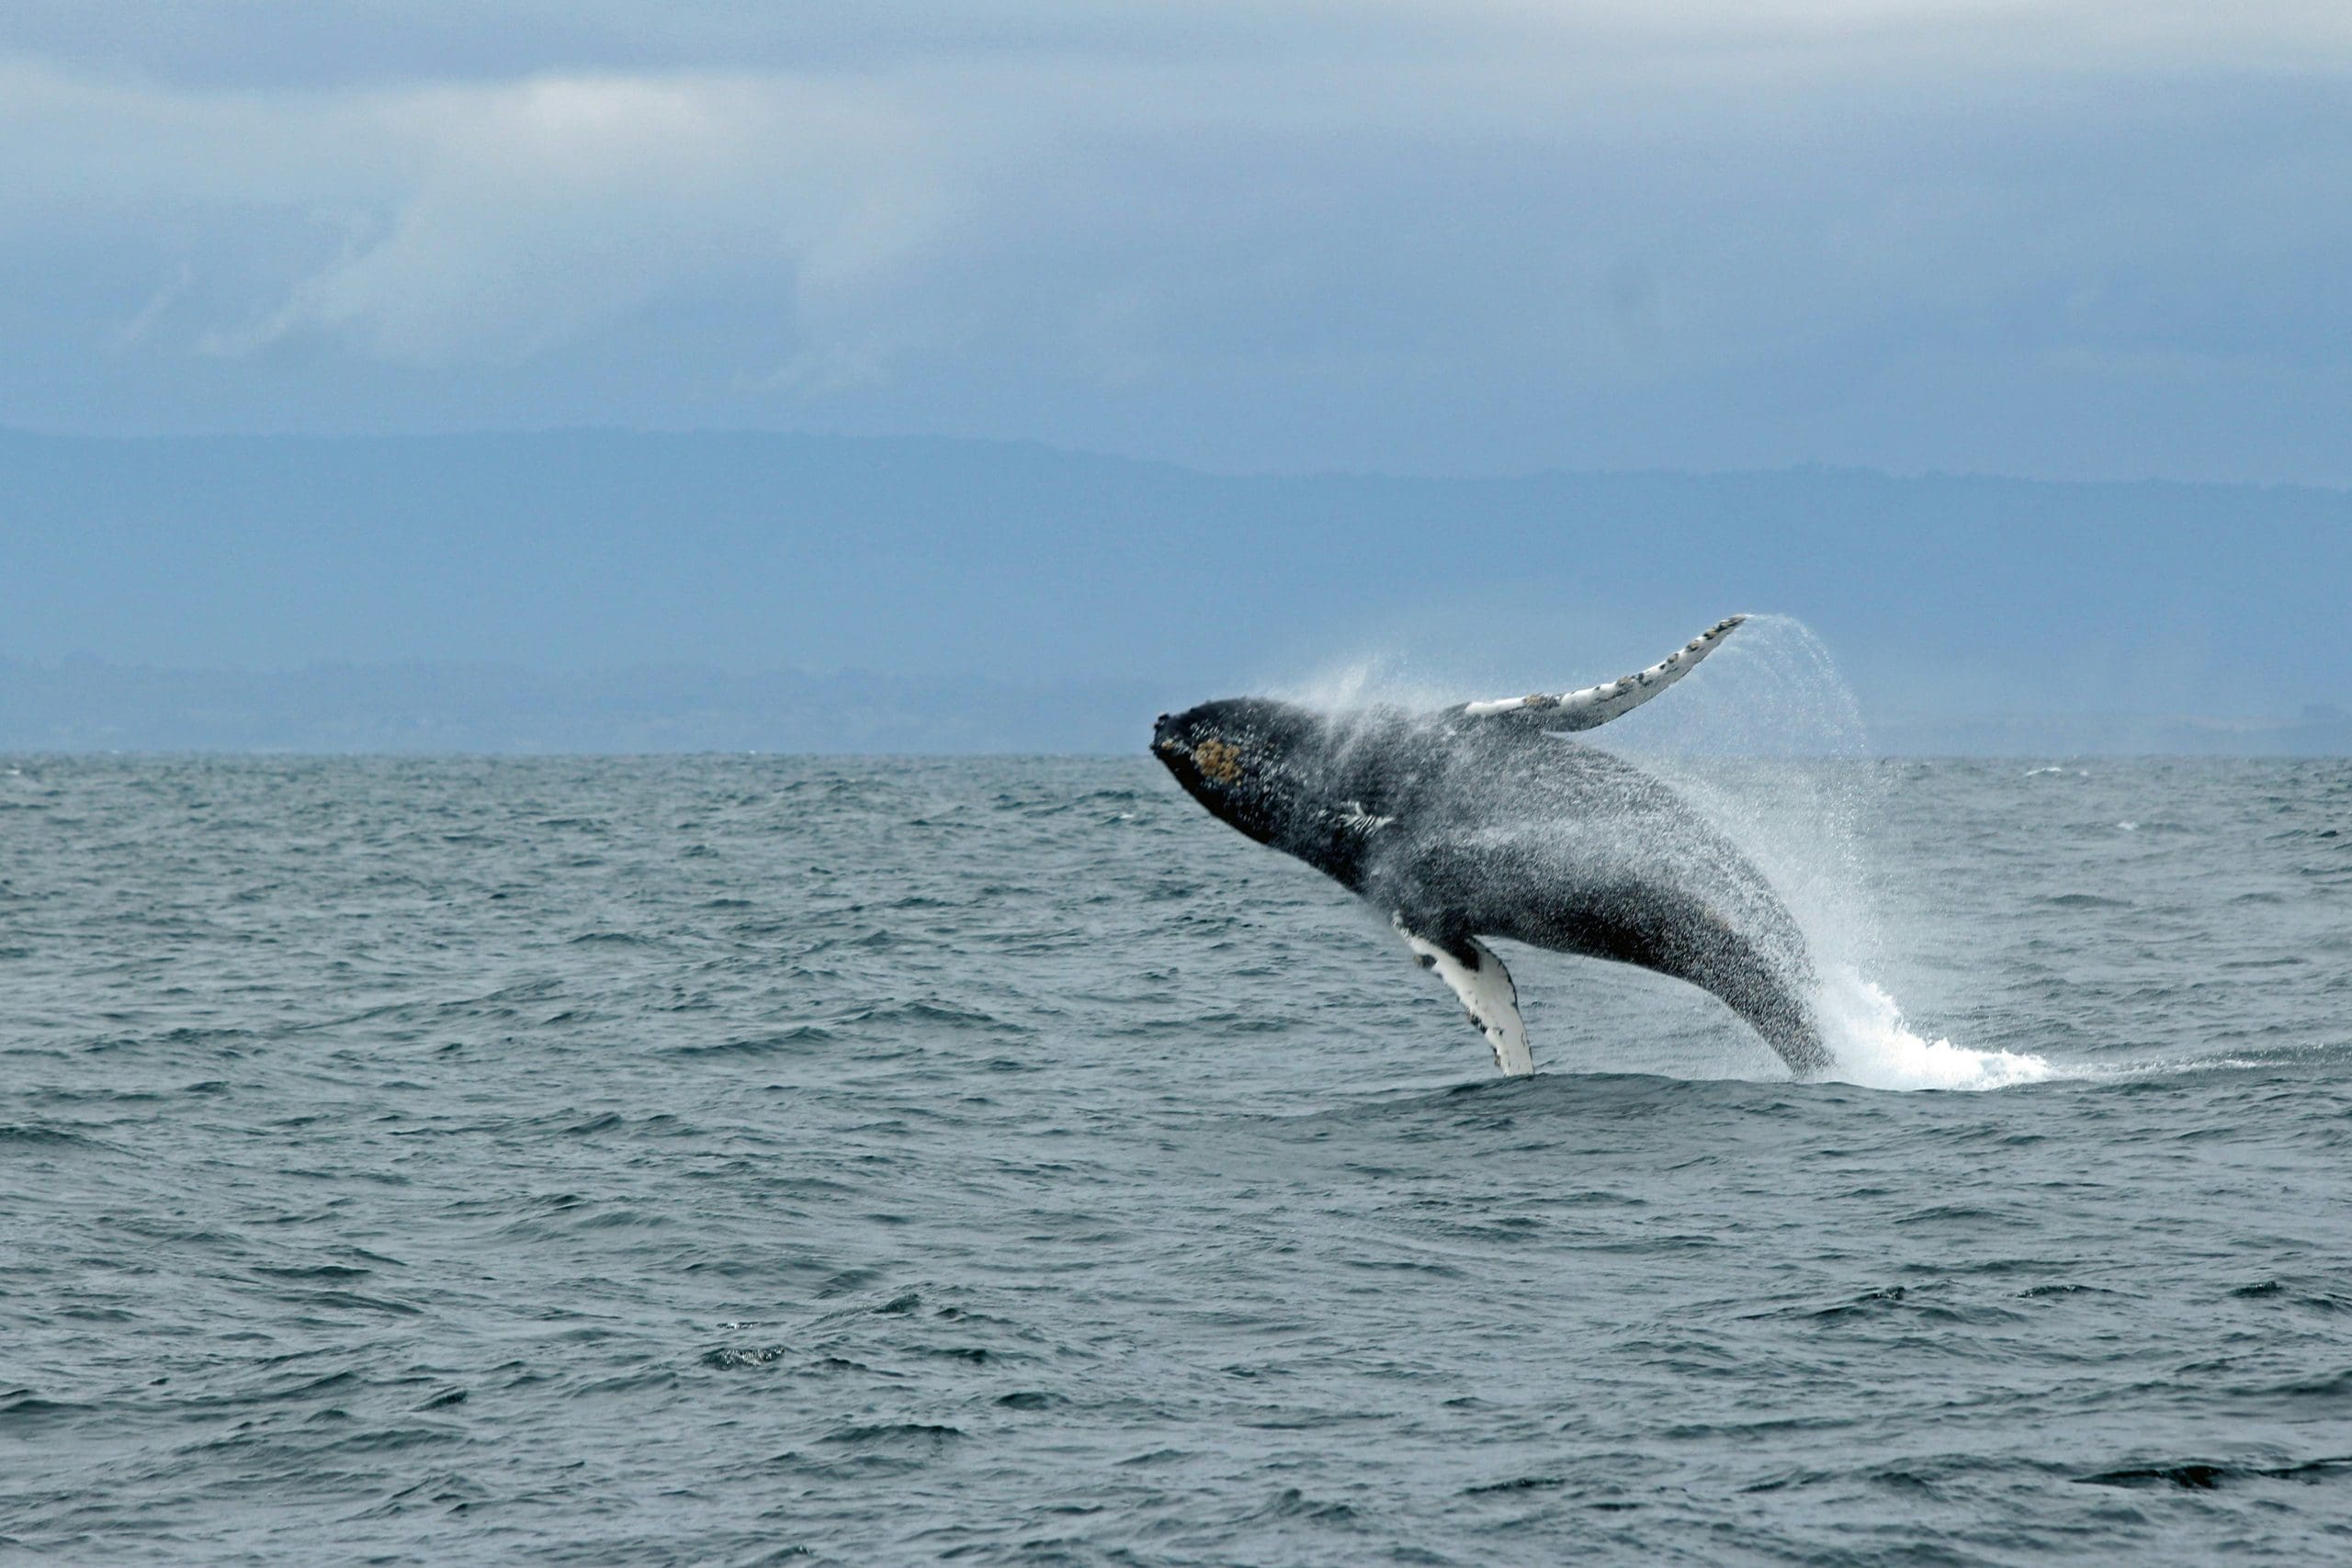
[3,4,2349,479]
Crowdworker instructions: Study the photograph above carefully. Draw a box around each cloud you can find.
[1,5,2350,479]
[0,62,949,367]
[9,3,2352,84]
[228,75,947,365]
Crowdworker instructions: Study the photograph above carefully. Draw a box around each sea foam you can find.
[1812,968,2055,1091]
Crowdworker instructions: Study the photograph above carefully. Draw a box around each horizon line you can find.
[4,423,2346,499]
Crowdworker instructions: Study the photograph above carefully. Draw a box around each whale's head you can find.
[1152,698,1324,846]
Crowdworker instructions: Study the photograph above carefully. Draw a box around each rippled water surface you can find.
[4,754,2350,1564]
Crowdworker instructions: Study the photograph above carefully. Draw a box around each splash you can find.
[1600,615,2051,1091]
[1274,615,2056,1090]
[1269,653,1454,717]
[1812,969,2054,1091]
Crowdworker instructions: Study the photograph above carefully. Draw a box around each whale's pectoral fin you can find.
[1455,614,1747,730]
[1394,916,1532,1077]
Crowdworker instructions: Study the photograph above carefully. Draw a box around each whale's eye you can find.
[1193,739,1244,784]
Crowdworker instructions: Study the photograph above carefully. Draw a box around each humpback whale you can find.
[1151,616,1830,1078]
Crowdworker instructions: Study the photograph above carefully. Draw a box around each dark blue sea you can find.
[5,753,2350,1564]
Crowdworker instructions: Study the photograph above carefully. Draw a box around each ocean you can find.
[4,752,2349,1564]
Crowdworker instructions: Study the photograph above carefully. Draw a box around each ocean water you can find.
[4,752,2349,1565]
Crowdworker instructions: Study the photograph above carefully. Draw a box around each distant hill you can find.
[0,659,1157,755]
[3,658,2345,756]
[4,429,2346,752]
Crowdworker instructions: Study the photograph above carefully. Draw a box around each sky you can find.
[6,2,2352,482]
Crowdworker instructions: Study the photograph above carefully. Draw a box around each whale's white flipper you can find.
[1459,615,1747,730]
[1396,917,1532,1076]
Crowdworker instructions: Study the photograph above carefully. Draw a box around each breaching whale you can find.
[1151,616,1830,1078]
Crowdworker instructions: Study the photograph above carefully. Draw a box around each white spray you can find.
[1281,616,2056,1091]
[1599,615,2055,1090]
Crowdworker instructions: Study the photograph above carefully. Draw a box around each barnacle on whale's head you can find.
[1192,738,1243,784]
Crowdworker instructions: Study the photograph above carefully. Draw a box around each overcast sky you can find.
[6,2,2350,480]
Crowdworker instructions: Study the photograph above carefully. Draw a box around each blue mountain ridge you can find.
[4,429,2345,752]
